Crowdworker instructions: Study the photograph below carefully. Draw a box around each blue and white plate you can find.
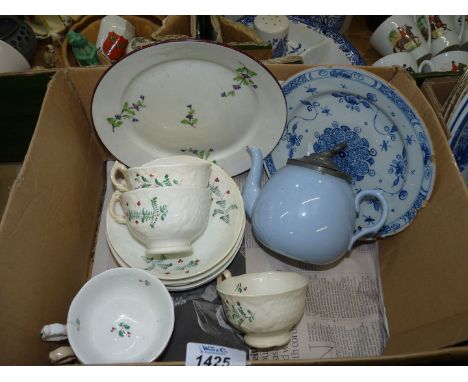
[448,92,468,186]
[265,67,435,238]
[238,16,364,65]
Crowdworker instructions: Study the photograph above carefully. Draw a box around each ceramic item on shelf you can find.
[372,52,434,73]
[49,346,77,365]
[107,212,245,291]
[42,44,57,68]
[243,144,388,265]
[217,270,308,348]
[264,66,436,239]
[419,50,468,73]
[108,186,211,257]
[92,40,286,176]
[110,160,211,192]
[0,40,31,73]
[96,15,135,61]
[371,15,432,63]
[253,16,289,57]
[67,31,99,66]
[448,92,468,185]
[416,15,464,56]
[293,15,347,32]
[125,36,153,54]
[0,16,37,62]
[456,16,468,50]
[106,156,245,282]
[40,268,174,364]
[239,16,364,65]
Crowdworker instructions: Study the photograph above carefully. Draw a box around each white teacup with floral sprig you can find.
[108,186,211,257]
[110,160,212,192]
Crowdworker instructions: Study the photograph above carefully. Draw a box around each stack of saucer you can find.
[105,155,245,291]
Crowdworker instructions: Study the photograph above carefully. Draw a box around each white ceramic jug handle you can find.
[216,270,232,286]
[418,59,434,73]
[110,161,130,192]
[348,190,388,250]
[49,346,77,365]
[108,191,127,224]
[40,323,68,341]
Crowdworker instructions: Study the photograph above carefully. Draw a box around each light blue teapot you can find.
[243,143,388,265]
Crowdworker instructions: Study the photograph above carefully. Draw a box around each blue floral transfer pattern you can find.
[265,66,435,238]
[313,122,377,182]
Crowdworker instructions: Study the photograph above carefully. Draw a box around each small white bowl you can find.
[217,270,308,349]
[66,268,174,364]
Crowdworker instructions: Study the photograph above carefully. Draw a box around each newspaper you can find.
[235,172,389,361]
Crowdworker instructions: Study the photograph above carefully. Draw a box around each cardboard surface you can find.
[1,64,468,365]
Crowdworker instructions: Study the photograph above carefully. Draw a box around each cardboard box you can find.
[1,65,468,365]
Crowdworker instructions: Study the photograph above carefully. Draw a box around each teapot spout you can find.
[242,145,264,220]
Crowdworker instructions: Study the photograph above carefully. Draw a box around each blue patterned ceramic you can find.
[243,145,388,265]
[238,16,364,65]
[264,67,436,238]
[448,93,468,186]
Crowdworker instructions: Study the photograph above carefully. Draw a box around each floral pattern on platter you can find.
[223,299,254,327]
[133,173,180,189]
[271,36,289,57]
[265,67,435,238]
[313,121,377,182]
[221,64,258,97]
[107,95,145,132]
[125,197,168,228]
[209,177,238,224]
[180,104,198,127]
[111,321,131,338]
[180,148,217,163]
[142,254,200,275]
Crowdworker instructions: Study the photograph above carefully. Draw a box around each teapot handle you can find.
[348,190,388,250]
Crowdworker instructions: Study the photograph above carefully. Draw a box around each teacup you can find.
[110,160,212,192]
[371,15,432,63]
[416,15,464,56]
[372,52,435,73]
[217,270,309,349]
[419,50,468,72]
[96,15,135,61]
[108,187,211,257]
[253,15,289,57]
[40,268,174,364]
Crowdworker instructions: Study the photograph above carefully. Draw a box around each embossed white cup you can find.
[217,270,309,349]
[254,15,289,57]
[40,268,175,364]
[108,187,211,257]
[110,160,212,192]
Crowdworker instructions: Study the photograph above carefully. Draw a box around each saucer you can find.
[106,156,245,280]
[265,67,435,238]
[92,40,287,176]
[238,16,364,65]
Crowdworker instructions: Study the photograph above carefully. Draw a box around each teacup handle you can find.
[216,270,232,286]
[418,59,435,73]
[40,323,68,342]
[108,191,127,224]
[110,161,130,192]
[348,190,388,249]
[49,346,77,365]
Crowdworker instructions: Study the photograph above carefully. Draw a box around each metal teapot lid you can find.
[287,142,352,183]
